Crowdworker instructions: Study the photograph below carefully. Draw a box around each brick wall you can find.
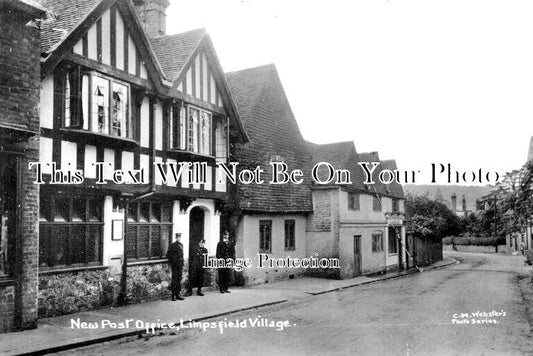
[306,189,333,232]
[0,10,41,132]
[0,285,15,333]
[0,5,42,332]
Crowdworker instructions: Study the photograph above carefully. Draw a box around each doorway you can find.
[0,156,17,275]
[189,207,205,259]
[353,235,362,277]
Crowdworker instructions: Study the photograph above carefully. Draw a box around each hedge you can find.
[442,236,505,246]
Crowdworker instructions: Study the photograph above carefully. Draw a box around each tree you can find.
[500,161,533,236]
[405,196,461,239]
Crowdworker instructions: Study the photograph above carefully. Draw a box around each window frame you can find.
[348,192,360,211]
[284,219,296,251]
[372,232,383,253]
[168,102,214,157]
[63,69,132,140]
[388,227,399,255]
[125,201,173,261]
[39,195,104,270]
[372,195,381,212]
[259,220,272,253]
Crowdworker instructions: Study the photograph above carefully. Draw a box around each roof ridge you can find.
[151,27,206,41]
[226,63,276,76]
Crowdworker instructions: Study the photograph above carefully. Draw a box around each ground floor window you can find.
[39,195,104,269]
[388,227,399,254]
[259,220,272,253]
[284,220,295,251]
[372,232,383,252]
[126,201,172,260]
[0,156,17,276]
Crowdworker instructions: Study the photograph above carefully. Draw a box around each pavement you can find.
[0,258,457,356]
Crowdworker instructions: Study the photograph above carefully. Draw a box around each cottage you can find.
[225,64,313,285]
[306,143,406,278]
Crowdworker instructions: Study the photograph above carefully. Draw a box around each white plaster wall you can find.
[237,214,307,285]
[40,75,53,129]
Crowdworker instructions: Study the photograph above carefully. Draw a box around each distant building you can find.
[306,145,406,278]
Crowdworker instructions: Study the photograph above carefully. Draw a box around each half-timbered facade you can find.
[35,0,247,316]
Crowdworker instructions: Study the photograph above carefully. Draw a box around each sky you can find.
[167,0,533,185]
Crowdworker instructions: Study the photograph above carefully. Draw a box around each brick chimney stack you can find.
[133,0,170,38]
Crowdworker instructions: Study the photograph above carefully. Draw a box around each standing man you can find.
[186,239,208,296]
[166,233,184,301]
[216,230,235,293]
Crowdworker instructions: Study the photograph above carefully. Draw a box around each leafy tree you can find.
[499,161,533,236]
[405,196,461,239]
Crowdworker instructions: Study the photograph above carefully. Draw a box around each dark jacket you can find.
[190,246,208,269]
[166,241,184,269]
[216,240,235,260]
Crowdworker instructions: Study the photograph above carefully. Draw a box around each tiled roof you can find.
[149,28,206,81]
[306,141,366,191]
[3,0,47,16]
[36,0,101,53]
[357,151,389,196]
[225,64,313,213]
[380,159,405,199]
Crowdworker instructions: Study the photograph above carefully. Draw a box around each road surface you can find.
[59,252,533,356]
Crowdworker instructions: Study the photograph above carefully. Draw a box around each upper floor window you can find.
[169,103,212,156]
[64,69,131,139]
[392,198,400,213]
[373,195,381,212]
[348,193,360,210]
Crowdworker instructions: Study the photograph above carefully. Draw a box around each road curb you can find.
[307,258,459,296]
[15,299,288,356]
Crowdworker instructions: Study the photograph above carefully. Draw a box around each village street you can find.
[59,252,533,356]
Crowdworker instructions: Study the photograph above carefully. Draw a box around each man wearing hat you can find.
[166,233,184,301]
[216,230,235,293]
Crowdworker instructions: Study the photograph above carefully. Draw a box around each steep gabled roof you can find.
[37,0,101,53]
[306,141,366,191]
[150,28,206,81]
[37,0,166,88]
[358,151,389,196]
[225,64,312,213]
[380,159,405,199]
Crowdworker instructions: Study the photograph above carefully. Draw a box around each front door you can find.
[353,235,362,277]
[189,207,204,259]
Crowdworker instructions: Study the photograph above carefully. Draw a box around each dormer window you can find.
[64,69,131,139]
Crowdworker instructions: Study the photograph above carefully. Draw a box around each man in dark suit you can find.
[216,230,235,293]
[186,239,208,296]
[166,233,184,301]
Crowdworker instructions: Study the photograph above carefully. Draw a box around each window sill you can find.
[39,265,108,275]
[127,258,168,266]
[388,253,399,256]
[165,150,216,163]
[0,276,14,287]
[59,128,139,150]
